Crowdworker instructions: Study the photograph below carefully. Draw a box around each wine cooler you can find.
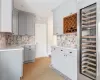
[78,0,100,80]
[80,3,96,80]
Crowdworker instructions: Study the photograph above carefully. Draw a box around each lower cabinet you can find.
[24,45,36,63]
[51,48,63,71]
[63,55,77,80]
[24,47,29,62]
[51,46,77,80]
[0,48,23,80]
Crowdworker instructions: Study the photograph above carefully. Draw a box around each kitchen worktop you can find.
[52,45,77,50]
[0,44,36,51]
[0,46,24,51]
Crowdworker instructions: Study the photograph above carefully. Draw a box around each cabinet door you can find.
[0,0,12,32]
[24,47,29,62]
[27,13,35,36]
[72,57,77,80]
[64,55,73,79]
[53,9,63,35]
[64,55,77,80]
[53,11,57,35]
[28,46,36,61]
[51,48,63,71]
[12,9,18,35]
[18,11,27,35]
[0,50,23,80]
[51,49,57,67]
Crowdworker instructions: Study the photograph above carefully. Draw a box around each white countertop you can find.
[0,44,36,51]
[0,46,24,51]
[9,44,36,47]
[51,45,77,50]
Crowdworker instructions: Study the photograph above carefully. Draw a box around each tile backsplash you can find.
[0,32,77,48]
[0,33,35,48]
[0,33,7,48]
[57,33,77,48]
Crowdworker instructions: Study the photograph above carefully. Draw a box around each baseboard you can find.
[35,57,49,59]
[49,64,71,80]
[24,60,35,64]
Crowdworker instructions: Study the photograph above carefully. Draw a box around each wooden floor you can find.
[22,57,64,80]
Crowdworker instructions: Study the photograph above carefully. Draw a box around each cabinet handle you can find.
[70,52,72,54]
[64,55,67,57]
[61,50,63,51]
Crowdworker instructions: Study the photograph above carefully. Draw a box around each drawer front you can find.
[51,47,61,53]
[60,48,69,55]
[66,49,77,57]
[58,48,77,57]
[51,46,77,57]
[51,47,56,52]
[24,45,35,49]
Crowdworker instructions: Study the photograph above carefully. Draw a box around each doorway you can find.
[35,24,48,58]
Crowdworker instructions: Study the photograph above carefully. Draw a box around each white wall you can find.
[47,14,57,55]
[35,15,57,57]
[47,15,53,55]
[48,15,53,46]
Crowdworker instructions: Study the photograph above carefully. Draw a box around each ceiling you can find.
[14,0,65,17]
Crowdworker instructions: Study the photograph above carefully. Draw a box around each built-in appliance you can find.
[80,3,96,79]
[77,0,100,80]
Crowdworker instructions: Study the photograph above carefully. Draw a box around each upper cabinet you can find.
[26,13,35,35]
[13,10,35,36]
[0,0,13,32]
[53,0,77,35]
[18,11,27,35]
[13,9,18,35]
[18,11,35,36]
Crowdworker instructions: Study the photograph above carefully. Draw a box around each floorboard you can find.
[21,57,64,80]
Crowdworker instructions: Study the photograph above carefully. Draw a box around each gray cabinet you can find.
[18,11,35,35]
[12,9,18,35]
[27,13,35,35]
[18,11,27,35]
[24,47,29,62]
[0,49,23,80]
[24,45,36,63]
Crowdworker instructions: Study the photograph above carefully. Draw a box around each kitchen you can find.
[0,0,100,80]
